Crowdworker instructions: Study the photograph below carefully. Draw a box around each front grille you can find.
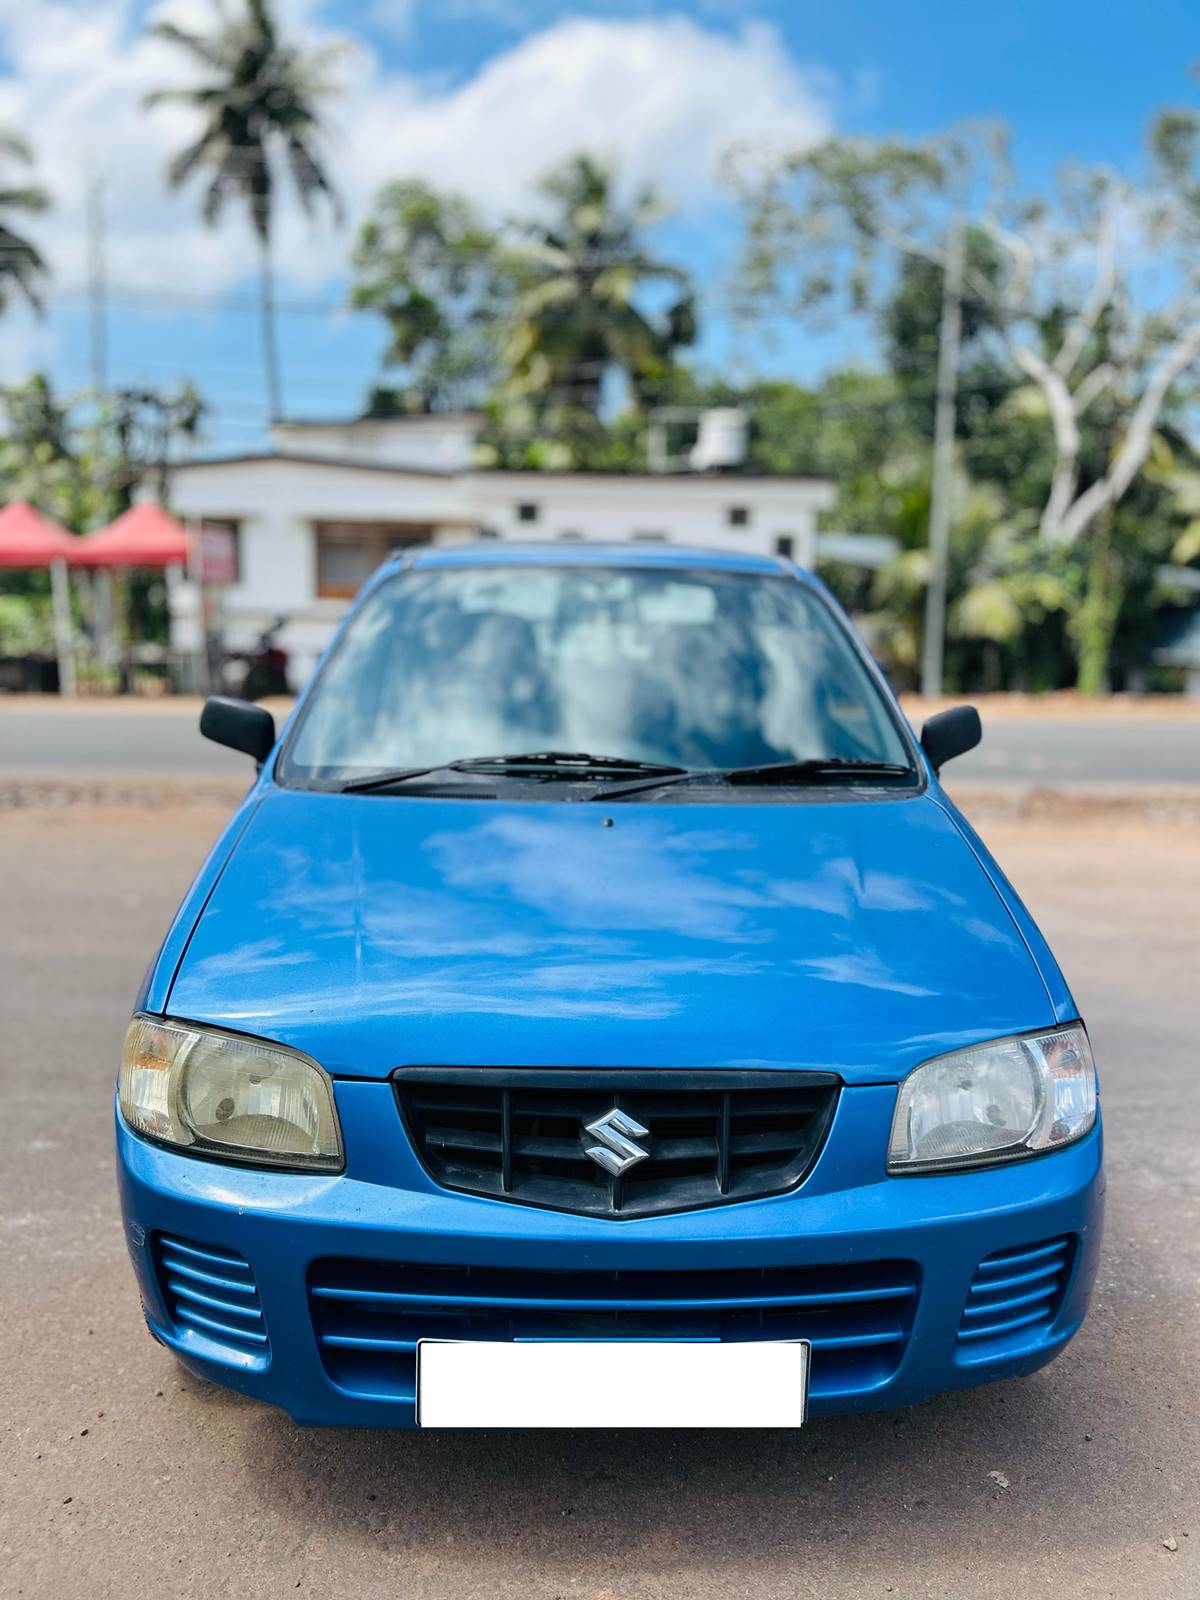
[154,1233,268,1352]
[393,1068,839,1218]
[957,1236,1074,1361]
[309,1256,918,1403]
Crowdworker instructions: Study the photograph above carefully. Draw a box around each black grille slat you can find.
[394,1068,839,1219]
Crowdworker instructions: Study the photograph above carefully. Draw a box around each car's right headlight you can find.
[887,1023,1097,1174]
[119,1015,343,1172]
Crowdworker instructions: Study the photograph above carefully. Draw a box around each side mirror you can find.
[920,704,981,773]
[200,695,276,765]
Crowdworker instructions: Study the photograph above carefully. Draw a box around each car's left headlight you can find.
[888,1023,1096,1174]
[119,1015,343,1172]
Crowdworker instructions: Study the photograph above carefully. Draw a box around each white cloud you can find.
[0,4,832,303]
[348,17,831,222]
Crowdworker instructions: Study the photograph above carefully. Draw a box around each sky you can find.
[0,0,1194,453]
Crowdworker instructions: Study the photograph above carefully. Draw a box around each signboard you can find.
[197,521,238,585]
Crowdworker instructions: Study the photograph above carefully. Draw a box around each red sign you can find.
[197,522,238,584]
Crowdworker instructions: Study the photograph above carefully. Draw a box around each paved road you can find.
[2,800,1197,1598]
[0,701,1198,785]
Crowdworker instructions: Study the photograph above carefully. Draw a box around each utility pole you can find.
[920,216,965,700]
[87,176,108,403]
[86,174,116,689]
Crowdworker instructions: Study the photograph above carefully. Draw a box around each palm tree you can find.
[0,132,50,313]
[503,153,695,420]
[144,0,343,418]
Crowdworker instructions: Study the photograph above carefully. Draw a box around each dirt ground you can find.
[2,800,1198,1599]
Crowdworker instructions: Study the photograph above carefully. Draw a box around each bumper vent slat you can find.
[394,1068,839,1218]
[309,1255,919,1403]
[155,1232,269,1354]
[957,1236,1074,1358]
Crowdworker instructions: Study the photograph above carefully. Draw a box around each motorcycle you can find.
[218,616,291,700]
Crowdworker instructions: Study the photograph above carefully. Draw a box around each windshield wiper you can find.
[725,757,914,786]
[340,762,472,793]
[451,750,689,778]
[340,750,687,794]
[594,757,913,802]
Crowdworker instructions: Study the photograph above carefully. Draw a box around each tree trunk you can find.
[258,237,283,422]
[1074,509,1120,696]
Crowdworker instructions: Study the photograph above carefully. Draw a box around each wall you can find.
[166,454,835,691]
[464,473,831,564]
[168,457,473,684]
[269,415,480,473]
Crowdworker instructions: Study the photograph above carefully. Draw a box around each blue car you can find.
[116,543,1102,1429]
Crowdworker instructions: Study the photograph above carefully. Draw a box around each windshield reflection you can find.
[282,565,911,781]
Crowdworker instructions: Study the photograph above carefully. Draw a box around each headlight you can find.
[888,1023,1096,1174]
[119,1016,343,1172]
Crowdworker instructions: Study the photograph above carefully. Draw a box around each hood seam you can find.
[161,791,267,1016]
[927,791,1060,1022]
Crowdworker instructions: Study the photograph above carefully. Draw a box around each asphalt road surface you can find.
[2,797,1198,1598]
[1,701,1199,785]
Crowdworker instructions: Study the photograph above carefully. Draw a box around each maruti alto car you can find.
[116,543,1102,1428]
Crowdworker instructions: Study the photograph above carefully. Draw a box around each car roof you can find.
[395,541,804,578]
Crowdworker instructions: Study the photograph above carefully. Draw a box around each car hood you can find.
[165,787,1056,1085]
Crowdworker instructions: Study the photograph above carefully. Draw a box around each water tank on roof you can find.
[689,408,748,472]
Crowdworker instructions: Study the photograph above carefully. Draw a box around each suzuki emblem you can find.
[581,1108,651,1176]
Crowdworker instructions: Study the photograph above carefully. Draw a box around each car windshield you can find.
[280,563,914,785]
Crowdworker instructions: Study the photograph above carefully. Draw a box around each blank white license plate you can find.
[416,1340,808,1428]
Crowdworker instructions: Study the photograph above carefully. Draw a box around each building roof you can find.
[472,469,831,488]
[172,451,830,489]
[273,411,483,428]
[172,451,457,479]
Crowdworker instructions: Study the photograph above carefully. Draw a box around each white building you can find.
[167,413,835,684]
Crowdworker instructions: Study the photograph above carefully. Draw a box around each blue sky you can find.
[0,0,1194,452]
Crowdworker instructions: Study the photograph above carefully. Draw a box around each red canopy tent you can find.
[73,502,192,568]
[0,500,80,567]
[0,501,78,692]
[72,504,194,694]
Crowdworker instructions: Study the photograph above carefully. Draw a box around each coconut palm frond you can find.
[147,0,342,240]
[505,152,694,418]
[0,129,33,164]
[0,184,50,214]
[146,20,231,71]
[0,131,50,316]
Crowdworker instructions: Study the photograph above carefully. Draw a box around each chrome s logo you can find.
[581,1108,651,1176]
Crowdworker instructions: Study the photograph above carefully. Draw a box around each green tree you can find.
[503,154,696,429]
[144,0,344,419]
[0,131,50,313]
[351,180,511,413]
[730,119,1200,693]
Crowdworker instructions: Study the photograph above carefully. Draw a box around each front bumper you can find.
[116,1081,1104,1427]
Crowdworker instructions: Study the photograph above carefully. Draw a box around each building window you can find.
[517,502,540,523]
[775,535,795,559]
[314,521,429,600]
[727,505,751,528]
